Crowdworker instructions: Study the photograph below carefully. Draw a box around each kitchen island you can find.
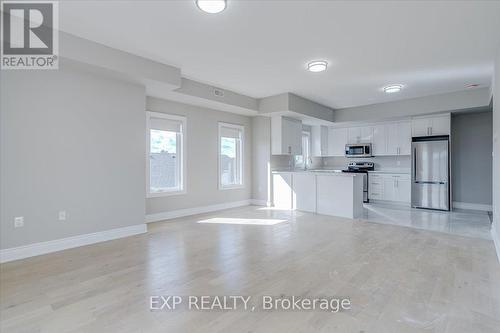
[272,170,364,219]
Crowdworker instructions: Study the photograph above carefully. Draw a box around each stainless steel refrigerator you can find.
[411,136,450,211]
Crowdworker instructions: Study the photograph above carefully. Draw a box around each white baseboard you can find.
[0,224,147,264]
[250,199,271,206]
[452,201,493,212]
[492,224,500,264]
[146,199,253,223]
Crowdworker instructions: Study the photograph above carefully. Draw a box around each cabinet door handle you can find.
[430,127,432,136]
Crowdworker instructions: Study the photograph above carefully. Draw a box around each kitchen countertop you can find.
[273,168,411,175]
[368,169,411,174]
[272,169,361,177]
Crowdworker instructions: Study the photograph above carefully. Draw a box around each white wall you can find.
[0,60,146,249]
[146,97,253,216]
[252,116,271,205]
[334,88,491,123]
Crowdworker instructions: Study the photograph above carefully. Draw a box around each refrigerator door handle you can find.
[413,147,417,180]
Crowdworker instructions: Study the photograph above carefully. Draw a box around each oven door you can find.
[345,144,371,157]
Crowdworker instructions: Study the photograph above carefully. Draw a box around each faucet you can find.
[304,157,312,171]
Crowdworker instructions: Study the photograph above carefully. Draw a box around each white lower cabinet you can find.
[272,172,363,219]
[316,174,363,219]
[293,173,316,212]
[272,173,293,209]
[369,173,411,204]
[394,176,411,203]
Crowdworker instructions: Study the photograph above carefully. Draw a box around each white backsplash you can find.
[322,155,411,171]
[271,155,323,170]
[271,155,411,171]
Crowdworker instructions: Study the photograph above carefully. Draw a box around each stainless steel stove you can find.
[342,162,374,203]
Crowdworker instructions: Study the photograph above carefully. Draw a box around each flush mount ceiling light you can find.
[307,60,328,73]
[196,0,226,14]
[383,84,403,93]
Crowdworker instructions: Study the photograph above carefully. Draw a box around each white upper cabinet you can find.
[360,126,373,143]
[325,120,411,157]
[398,121,411,155]
[271,116,302,155]
[429,115,451,136]
[347,126,373,144]
[412,114,450,137]
[328,127,348,156]
[372,121,411,156]
[385,123,399,155]
[372,124,386,156]
[348,127,362,143]
[411,117,429,137]
[311,125,328,157]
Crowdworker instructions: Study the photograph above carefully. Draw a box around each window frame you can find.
[295,130,311,168]
[218,122,244,190]
[146,111,187,198]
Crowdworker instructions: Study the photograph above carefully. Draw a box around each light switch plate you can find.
[14,216,24,228]
[58,211,66,221]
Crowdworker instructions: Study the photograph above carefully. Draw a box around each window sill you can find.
[219,184,245,191]
[147,190,186,198]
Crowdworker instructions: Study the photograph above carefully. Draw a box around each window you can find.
[146,111,186,197]
[218,122,244,189]
[295,131,311,168]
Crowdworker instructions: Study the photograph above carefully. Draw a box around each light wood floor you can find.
[1,205,499,332]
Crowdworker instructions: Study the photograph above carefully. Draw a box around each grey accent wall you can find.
[0,60,146,249]
[493,48,500,245]
[146,97,253,215]
[451,111,493,206]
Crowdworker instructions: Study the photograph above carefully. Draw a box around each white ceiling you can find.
[59,1,500,109]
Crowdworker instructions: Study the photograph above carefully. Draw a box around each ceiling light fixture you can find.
[307,60,328,73]
[196,0,226,14]
[383,84,403,93]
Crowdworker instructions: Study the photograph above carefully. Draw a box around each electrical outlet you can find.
[58,211,66,221]
[14,216,24,228]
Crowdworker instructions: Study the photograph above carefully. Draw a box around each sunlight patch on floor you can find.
[197,217,287,225]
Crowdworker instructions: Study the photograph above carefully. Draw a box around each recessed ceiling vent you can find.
[213,88,225,98]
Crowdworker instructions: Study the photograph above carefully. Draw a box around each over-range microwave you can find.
[345,143,372,158]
